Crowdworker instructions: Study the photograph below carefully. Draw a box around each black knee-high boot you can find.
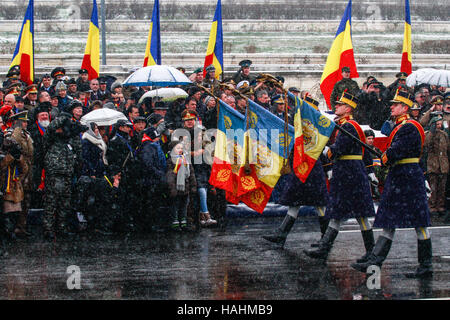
[405,239,433,279]
[304,227,339,260]
[262,214,296,247]
[355,229,375,263]
[351,236,392,272]
[311,216,330,248]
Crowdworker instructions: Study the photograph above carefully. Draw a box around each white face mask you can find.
[39,120,50,128]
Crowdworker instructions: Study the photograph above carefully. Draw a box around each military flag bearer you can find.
[304,92,375,262]
[351,90,433,279]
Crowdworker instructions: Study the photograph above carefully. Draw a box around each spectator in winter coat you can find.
[81,122,107,178]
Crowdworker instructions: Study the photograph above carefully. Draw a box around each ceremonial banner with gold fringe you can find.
[209,100,259,197]
[241,99,295,213]
[289,92,336,183]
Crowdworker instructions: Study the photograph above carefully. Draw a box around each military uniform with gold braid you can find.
[352,90,433,279]
[304,91,375,262]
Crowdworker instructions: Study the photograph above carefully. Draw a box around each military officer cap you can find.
[205,65,215,72]
[25,84,38,94]
[430,95,444,105]
[6,68,20,79]
[272,95,285,105]
[236,80,250,90]
[66,78,77,85]
[9,110,28,122]
[51,67,66,79]
[193,67,203,74]
[288,87,300,93]
[364,129,375,138]
[98,77,107,84]
[134,116,146,123]
[429,115,443,126]
[35,102,52,114]
[15,96,24,103]
[336,91,358,108]
[80,84,92,93]
[410,103,421,111]
[341,66,351,73]
[116,119,133,127]
[241,86,254,97]
[396,72,408,80]
[304,95,319,110]
[153,101,168,110]
[223,78,236,85]
[147,113,163,125]
[276,76,285,84]
[79,68,88,75]
[6,83,21,96]
[181,109,198,121]
[390,89,413,107]
[239,60,252,68]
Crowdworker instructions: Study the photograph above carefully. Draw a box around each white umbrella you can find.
[406,68,450,88]
[80,108,127,127]
[122,65,192,87]
[138,87,189,104]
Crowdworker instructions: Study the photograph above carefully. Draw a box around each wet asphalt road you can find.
[0,214,449,300]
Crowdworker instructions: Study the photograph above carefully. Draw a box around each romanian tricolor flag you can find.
[81,0,100,80]
[203,0,224,79]
[209,100,247,194]
[320,0,358,109]
[241,100,295,213]
[289,92,336,183]
[400,0,412,75]
[143,0,161,66]
[10,0,34,85]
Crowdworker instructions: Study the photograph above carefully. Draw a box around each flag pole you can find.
[100,0,107,65]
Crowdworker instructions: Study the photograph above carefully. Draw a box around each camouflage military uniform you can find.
[42,116,78,237]
[330,78,359,111]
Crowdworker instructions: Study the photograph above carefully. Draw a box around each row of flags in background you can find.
[11,0,411,88]
[209,95,335,213]
[319,0,412,108]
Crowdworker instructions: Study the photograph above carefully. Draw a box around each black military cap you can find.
[275,76,285,84]
[79,69,89,74]
[51,67,66,78]
[410,103,421,111]
[42,73,51,79]
[66,78,77,85]
[205,65,215,72]
[364,129,375,138]
[239,60,252,68]
[98,77,107,84]
[6,66,20,79]
[15,96,24,103]
[341,66,351,73]
[147,113,164,125]
[9,111,28,122]
[154,101,168,110]
[288,87,300,93]
[134,116,146,123]
[396,72,408,80]
[116,119,133,127]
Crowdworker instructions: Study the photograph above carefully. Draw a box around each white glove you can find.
[425,180,431,199]
[322,146,330,157]
[327,170,333,181]
[368,173,379,184]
